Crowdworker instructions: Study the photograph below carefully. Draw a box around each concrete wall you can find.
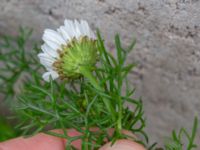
[0,0,200,146]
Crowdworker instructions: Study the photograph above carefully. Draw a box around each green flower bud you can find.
[53,37,98,79]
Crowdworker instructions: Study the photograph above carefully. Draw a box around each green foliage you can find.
[0,115,17,141]
[0,27,42,102]
[164,117,198,150]
[0,28,198,150]
[0,27,42,141]
[13,30,148,149]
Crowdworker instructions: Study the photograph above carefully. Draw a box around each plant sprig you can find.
[0,28,198,150]
[0,27,42,103]
[164,117,198,150]
[13,30,148,149]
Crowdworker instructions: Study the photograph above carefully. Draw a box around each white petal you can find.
[44,39,60,50]
[74,19,81,38]
[80,20,90,36]
[42,71,59,82]
[57,26,71,41]
[41,44,59,58]
[80,20,96,39]
[63,19,96,40]
[78,20,85,35]
[44,29,66,44]
[43,29,66,50]
[38,53,55,69]
[38,53,55,62]
[64,19,77,38]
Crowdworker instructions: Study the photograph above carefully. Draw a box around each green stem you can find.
[116,66,123,137]
[80,67,100,90]
[80,67,115,121]
[117,96,122,136]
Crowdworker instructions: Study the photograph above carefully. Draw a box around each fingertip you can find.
[100,139,146,150]
[0,133,65,150]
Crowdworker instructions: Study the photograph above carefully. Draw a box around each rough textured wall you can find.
[0,0,200,146]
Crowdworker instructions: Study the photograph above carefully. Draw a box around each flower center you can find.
[53,36,98,80]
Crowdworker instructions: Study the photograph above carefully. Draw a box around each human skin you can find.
[0,129,146,150]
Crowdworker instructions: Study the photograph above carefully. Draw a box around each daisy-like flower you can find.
[38,19,98,82]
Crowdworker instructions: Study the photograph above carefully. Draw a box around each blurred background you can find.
[0,0,200,146]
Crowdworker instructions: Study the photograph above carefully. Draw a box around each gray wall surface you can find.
[0,0,200,146]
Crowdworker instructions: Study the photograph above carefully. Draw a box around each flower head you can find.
[38,19,98,82]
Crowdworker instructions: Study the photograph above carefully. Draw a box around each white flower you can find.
[38,19,96,82]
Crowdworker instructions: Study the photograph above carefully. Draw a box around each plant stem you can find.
[117,96,122,136]
[116,65,123,137]
[80,67,115,121]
